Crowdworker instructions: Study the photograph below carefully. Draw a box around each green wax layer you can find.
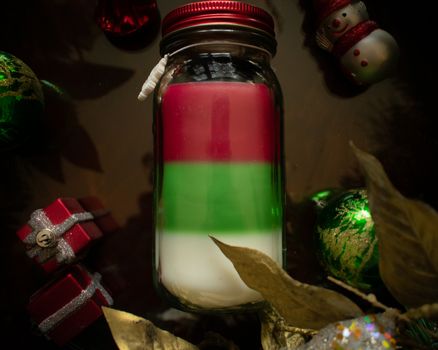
[159,163,282,232]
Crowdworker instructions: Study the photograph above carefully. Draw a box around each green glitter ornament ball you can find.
[0,51,44,151]
[316,189,381,291]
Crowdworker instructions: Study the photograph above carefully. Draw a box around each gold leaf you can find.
[403,303,438,321]
[351,143,438,308]
[102,307,198,350]
[260,305,316,350]
[211,237,363,330]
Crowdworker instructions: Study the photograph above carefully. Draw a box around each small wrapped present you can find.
[27,264,113,346]
[16,198,104,273]
[78,196,119,234]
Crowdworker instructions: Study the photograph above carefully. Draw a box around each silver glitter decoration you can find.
[24,209,93,263]
[297,312,397,350]
[38,272,113,334]
[56,238,76,263]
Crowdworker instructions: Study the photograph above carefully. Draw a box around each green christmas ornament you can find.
[316,188,381,291]
[0,51,44,151]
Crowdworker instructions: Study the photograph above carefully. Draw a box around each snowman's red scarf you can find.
[332,20,378,57]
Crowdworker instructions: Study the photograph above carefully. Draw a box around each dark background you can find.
[1,0,436,348]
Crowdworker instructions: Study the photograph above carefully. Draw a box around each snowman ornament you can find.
[315,0,399,85]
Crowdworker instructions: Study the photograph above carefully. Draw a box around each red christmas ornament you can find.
[95,0,160,50]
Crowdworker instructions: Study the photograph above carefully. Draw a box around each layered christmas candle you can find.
[154,81,284,309]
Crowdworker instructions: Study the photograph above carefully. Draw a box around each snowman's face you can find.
[319,2,369,43]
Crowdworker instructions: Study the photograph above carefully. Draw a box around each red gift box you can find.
[28,264,113,346]
[78,196,119,234]
[17,198,104,273]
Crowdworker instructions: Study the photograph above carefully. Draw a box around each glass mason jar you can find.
[153,0,285,312]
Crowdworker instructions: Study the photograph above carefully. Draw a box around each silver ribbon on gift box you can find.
[24,209,94,264]
[38,271,114,334]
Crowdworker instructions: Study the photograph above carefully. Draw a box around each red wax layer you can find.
[161,82,277,162]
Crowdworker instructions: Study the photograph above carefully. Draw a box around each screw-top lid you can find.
[162,0,275,37]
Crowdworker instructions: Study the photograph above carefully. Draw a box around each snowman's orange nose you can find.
[332,18,341,28]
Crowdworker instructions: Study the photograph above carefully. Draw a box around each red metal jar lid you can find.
[162,0,275,37]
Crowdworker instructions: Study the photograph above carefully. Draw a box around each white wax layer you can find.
[157,231,283,308]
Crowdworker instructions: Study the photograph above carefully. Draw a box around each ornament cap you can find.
[162,0,275,37]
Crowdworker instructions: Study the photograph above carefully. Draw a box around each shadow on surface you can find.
[362,0,438,208]
[2,0,137,180]
[2,0,134,100]
[16,83,103,182]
